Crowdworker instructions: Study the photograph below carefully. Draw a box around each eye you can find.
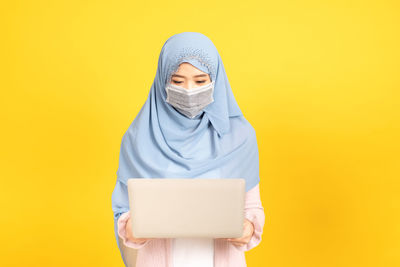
[172,80,183,84]
[196,80,206,84]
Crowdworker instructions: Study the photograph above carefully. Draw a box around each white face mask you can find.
[165,80,215,119]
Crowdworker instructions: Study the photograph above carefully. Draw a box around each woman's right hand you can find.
[125,216,154,244]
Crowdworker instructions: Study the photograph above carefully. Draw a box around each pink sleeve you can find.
[233,183,265,252]
[117,211,150,249]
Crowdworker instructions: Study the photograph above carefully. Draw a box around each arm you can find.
[117,210,150,249]
[233,183,265,252]
[112,180,150,251]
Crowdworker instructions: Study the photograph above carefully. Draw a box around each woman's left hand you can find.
[224,219,255,247]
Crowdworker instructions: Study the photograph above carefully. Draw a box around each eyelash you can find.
[172,80,206,84]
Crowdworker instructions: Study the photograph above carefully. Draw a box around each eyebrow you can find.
[172,74,208,78]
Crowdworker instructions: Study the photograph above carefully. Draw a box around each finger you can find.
[228,237,250,244]
[231,242,246,247]
[227,238,241,242]
[219,237,240,241]
[133,240,147,244]
[228,236,248,242]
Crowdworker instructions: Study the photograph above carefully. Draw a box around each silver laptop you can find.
[127,178,245,238]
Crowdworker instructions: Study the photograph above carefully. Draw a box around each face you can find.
[170,62,212,90]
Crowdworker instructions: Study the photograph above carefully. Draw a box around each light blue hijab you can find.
[112,33,260,250]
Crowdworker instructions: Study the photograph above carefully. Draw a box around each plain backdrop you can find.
[0,0,399,266]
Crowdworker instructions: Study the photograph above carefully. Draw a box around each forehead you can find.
[173,63,208,75]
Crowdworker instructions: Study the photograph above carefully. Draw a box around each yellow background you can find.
[1,0,399,266]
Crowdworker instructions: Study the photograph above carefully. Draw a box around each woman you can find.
[112,32,265,267]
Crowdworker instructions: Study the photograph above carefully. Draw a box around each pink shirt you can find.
[117,183,265,267]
